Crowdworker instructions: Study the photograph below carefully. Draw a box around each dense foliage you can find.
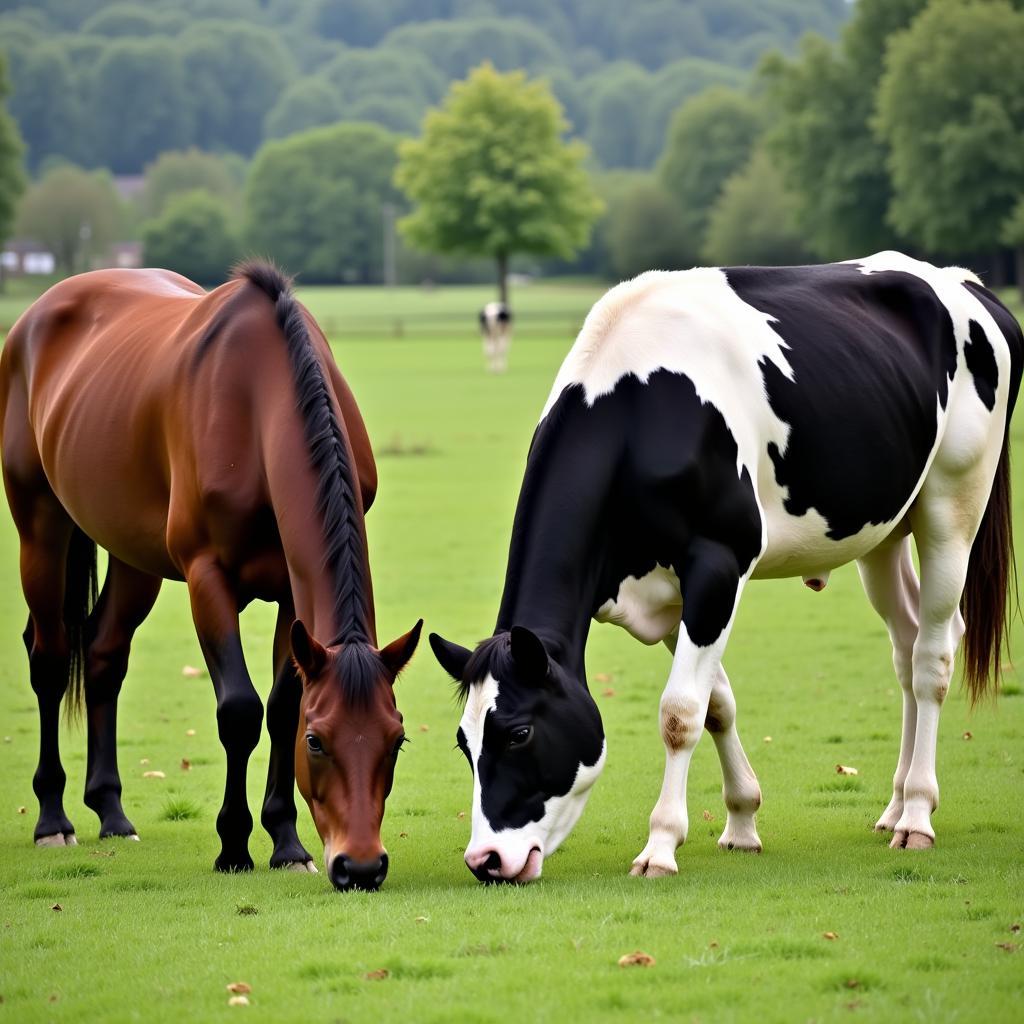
[0,0,847,174]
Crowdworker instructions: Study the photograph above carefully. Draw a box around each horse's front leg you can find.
[262,600,316,872]
[186,556,264,872]
[631,540,746,877]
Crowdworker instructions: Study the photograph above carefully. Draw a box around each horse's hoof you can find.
[35,833,71,848]
[214,855,255,873]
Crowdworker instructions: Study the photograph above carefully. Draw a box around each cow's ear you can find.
[510,626,549,681]
[429,633,472,681]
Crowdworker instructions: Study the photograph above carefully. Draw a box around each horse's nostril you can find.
[332,854,386,892]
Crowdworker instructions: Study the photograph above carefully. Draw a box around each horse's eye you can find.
[306,733,324,755]
[508,725,533,749]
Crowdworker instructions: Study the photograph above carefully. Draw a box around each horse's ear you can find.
[380,619,423,679]
[429,632,472,681]
[291,620,327,680]
[510,626,549,681]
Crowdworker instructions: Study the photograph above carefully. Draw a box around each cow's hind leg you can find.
[857,535,920,834]
[83,556,162,839]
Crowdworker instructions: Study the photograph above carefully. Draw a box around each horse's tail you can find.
[63,527,98,721]
[960,437,1015,705]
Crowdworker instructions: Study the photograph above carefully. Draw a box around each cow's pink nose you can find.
[465,847,504,881]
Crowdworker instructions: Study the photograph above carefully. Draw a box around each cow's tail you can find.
[63,527,98,721]
[960,438,1015,705]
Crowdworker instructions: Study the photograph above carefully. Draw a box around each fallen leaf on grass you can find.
[226,982,251,994]
[601,688,616,698]
[90,849,115,858]
[182,665,205,678]
[419,724,429,732]
[236,904,258,916]
[180,759,191,771]
[594,672,613,684]
[186,729,196,737]
[139,758,150,765]
[822,932,839,940]
[702,810,714,822]
[844,979,861,989]
[364,969,389,981]
[962,731,973,741]
[708,941,719,949]
[456,811,465,819]
[50,904,62,912]
[414,916,429,924]
[835,765,858,776]
[995,942,1018,953]
[763,736,773,743]
[617,951,655,967]
[143,771,166,779]
[399,831,408,839]
[17,806,25,815]
[228,995,250,1007]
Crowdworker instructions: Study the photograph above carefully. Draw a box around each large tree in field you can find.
[395,63,602,304]
[876,0,1024,259]
[0,53,25,262]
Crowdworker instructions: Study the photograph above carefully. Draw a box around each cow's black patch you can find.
[726,265,958,541]
[964,281,1024,421]
[965,320,998,411]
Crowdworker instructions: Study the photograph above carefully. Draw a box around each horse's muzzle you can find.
[329,852,388,891]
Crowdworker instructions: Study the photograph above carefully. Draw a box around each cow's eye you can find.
[306,733,324,755]
[509,725,533,749]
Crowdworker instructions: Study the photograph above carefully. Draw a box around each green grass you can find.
[0,282,1022,1022]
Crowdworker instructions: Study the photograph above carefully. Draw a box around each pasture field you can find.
[0,280,1022,1023]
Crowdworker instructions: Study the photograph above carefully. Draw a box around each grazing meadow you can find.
[0,280,1021,1022]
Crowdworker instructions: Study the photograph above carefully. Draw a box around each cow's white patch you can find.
[595,564,681,644]
[459,673,606,881]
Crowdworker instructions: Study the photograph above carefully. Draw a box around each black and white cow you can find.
[431,252,1023,883]
[479,301,513,373]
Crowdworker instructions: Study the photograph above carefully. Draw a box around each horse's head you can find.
[430,626,606,884]
[290,619,422,891]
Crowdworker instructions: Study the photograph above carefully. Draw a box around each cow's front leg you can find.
[631,540,745,878]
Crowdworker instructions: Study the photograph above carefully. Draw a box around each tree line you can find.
[0,0,845,175]
[3,0,1024,296]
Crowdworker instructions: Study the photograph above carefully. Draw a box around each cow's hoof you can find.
[890,829,934,850]
[283,861,318,874]
[629,853,678,878]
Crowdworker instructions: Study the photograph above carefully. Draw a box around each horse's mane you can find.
[456,632,515,704]
[233,260,380,704]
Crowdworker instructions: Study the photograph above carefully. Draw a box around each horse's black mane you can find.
[233,260,380,704]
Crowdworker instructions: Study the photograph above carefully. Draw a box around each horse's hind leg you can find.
[857,535,920,833]
[83,556,162,839]
[261,600,315,872]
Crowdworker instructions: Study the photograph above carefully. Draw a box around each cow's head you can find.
[430,626,605,884]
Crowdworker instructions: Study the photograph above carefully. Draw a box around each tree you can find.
[90,38,192,173]
[759,0,926,258]
[140,149,242,219]
[264,77,344,140]
[0,52,26,266]
[15,165,122,276]
[702,148,812,266]
[246,121,403,283]
[395,64,602,303]
[1001,197,1024,300]
[876,0,1024,257]
[583,62,652,169]
[656,86,763,265]
[180,22,295,156]
[605,177,691,280]
[5,42,81,171]
[141,191,240,285]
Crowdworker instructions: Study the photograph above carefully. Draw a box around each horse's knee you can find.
[660,695,702,752]
[217,690,264,752]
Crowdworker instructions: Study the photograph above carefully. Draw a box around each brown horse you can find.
[0,262,421,890]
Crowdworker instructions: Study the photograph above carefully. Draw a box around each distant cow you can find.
[479,302,513,373]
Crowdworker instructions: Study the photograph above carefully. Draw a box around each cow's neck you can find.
[494,413,615,680]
